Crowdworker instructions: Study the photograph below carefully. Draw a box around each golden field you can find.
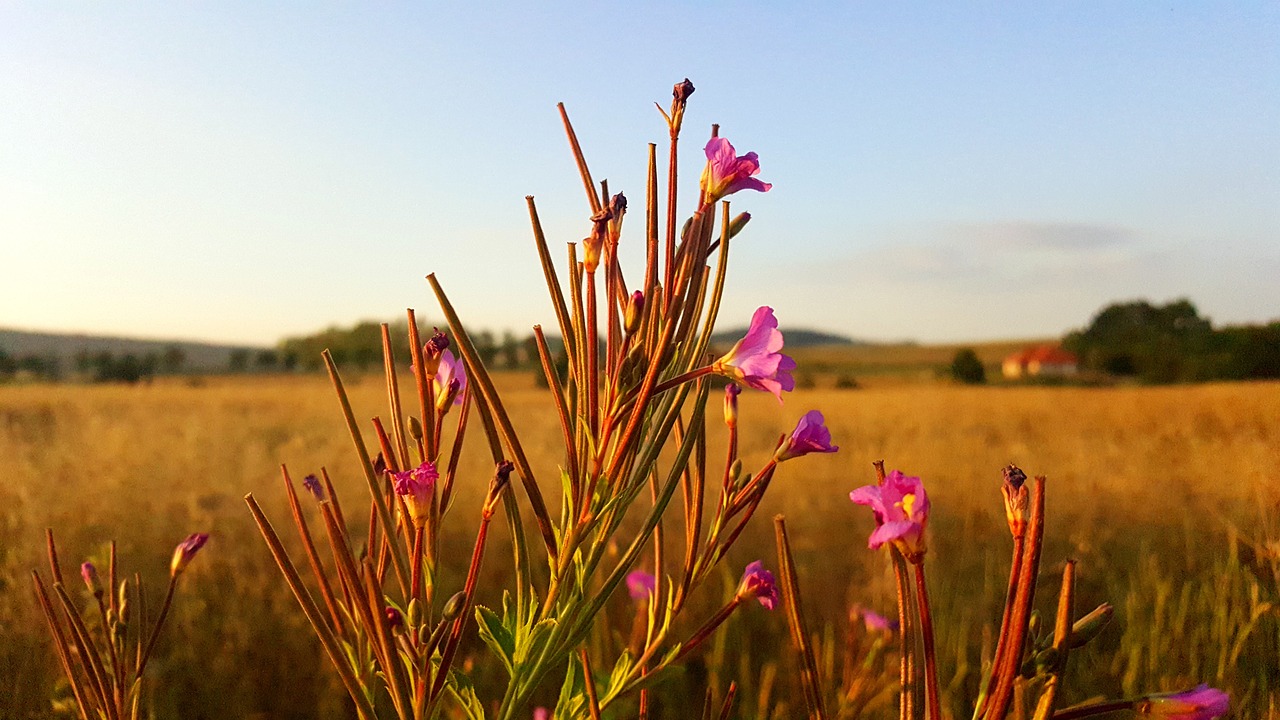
[1,372,1277,718]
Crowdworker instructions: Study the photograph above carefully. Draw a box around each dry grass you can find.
[1,374,1276,717]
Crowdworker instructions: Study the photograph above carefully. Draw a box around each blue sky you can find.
[2,3,1276,345]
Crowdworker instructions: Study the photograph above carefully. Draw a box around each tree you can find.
[228,349,251,373]
[950,348,986,384]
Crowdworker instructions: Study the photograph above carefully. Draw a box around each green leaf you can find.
[443,667,487,720]
[554,652,586,719]
[606,649,633,696]
[514,618,557,671]
[475,604,516,676]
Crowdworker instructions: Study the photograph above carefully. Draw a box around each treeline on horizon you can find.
[3,300,1277,385]
[1064,299,1280,383]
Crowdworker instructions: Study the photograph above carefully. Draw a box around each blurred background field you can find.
[1,364,1276,718]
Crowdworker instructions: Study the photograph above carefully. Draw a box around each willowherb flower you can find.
[776,410,839,461]
[81,561,102,597]
[170,532,210,578]
[1000,464,1028,537]
[700,137,772,205]
[533,708,550,720]
[434,349,467,410]
[712,306,796,402]
[858,607,897,634]
[302,473,325,501]
[849,470,930,560]
[736,561,779,610]
[1139,684,1230,719]
[393,461,438,526]
[626,570,656,600]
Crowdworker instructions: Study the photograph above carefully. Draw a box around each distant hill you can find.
[0,328,266,373]
[710,327,867,349]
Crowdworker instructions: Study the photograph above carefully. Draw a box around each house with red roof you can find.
[1001,345,1079,379]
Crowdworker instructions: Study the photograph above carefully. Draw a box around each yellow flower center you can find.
[897,493,917,519]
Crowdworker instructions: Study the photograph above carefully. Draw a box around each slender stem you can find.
[1050,700,1136,719]
[987,477,1047,720]
[673,597,742,663]
[135,577,177,678]
[912,562,942,720]
[890,548,918,720]
[1032,560,1077,720]
[977,535,1024,720]
[580,648,604,720]
[775,515,828,720]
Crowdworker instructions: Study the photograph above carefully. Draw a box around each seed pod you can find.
[1067,603,1114,649]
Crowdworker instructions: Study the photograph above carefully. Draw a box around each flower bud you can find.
[729,460,744,485]
[435,377,462,412]
[384,606,404,631]
[408,416,424,442]
[723,384,741,428]
[728,212,752,239]
[442,591,466,621]
[81,562,102,598]
[117,580,130,623]
[624,291,644,336]
[422,330,449,377]
[302,473,325,501]
[170,533,209,578]
[1067,603,1114,649]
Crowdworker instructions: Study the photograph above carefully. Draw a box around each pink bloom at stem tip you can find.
[533,709,550,720]
[737,561,779,610]
[1142,685,1230,719]
[626,570,656,600]
[776,410,838,461]
[700,137,772,205]
[393,461,439,526]
[849,471,930,559]
[712,306,796,402]
[857,607,898,634]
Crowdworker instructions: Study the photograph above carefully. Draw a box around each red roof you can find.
[1005,345,1078,365]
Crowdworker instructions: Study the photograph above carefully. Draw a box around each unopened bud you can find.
[81,562,102,598]
[170,533,209,578]
[117,581,129,622]
[442,591,466,621]
[729,459,744,484]
[436,378,462,412]
[1033,647,1060,675]
[384,606,404,631]
[1027,609,1042,640]
[408,417,424,441]
[728,212,752,239]
[724,384,741,428]
[1067,603,1114,649]
[624,291,644,336]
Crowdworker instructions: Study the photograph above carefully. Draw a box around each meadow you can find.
[1,371,1276,718]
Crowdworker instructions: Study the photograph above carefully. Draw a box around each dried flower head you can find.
[302,473,325,501]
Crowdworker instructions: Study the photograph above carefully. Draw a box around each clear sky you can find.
[2,3,1277,345]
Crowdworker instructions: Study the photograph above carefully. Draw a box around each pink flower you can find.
[857,607,897,634]
[434,349,467,409]
[736,561,779,611]
[776,410,839,461]
[393,461,438,526]
[533,709,550,720]
[170,532,210,577]
[712,306,796,402]
[849,471,930,559]
[700,137,772,205]
[1142,685,1229,719]
[626,570,656,600]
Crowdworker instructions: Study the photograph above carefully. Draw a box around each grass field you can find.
[1,372,1277,718]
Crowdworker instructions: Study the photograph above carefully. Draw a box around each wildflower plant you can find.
[769,461,1231,720]
[244,79,836,719]
[32,530,210,720]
